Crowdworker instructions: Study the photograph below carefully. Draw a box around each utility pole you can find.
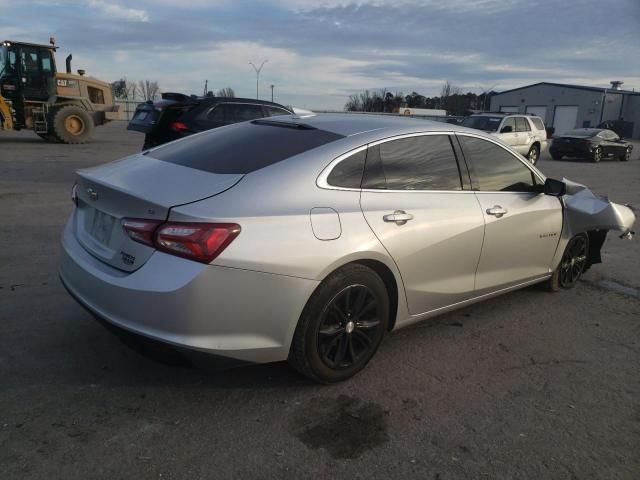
[204,80,208,96]
[249,60,267,99]
[270,84,274,102]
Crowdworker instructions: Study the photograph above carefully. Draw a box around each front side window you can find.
[20,48,40,73]
[458,135,537,192]
[515,117,531,132]
[362,135,462,191]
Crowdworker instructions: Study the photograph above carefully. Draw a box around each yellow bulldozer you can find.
[0,38,121,143]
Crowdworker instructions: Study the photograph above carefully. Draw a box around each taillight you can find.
[122,218,163,247]
[170,121,189,132]
[122,219,240,264]
[155,223,240,263]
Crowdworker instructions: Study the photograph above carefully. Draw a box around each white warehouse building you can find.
[490,81,640,139]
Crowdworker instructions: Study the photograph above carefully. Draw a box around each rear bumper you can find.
[59,217,318,363]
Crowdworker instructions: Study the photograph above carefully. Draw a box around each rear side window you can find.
[228,104,264,122]
[149,122,345,174]
[362,135,462,191]
[458,136,537,192]
[327,149,366,188]
[266,106,291,117]
[515,117,530,132]
[531,117,545,130]
[207,104,225,122]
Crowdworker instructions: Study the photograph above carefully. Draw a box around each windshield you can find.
[461,116,502,132]
[564,129,596,137]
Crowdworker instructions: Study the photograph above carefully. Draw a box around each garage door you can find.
[525,106,547,123]
[499,106,519,113]
[553,106,578,135]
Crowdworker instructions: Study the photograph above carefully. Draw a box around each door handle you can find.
[383,210,414,225]
[486,205,508,218]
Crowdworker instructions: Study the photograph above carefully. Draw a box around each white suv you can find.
[461,113,547,165]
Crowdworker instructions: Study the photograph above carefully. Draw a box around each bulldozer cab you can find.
[0,41,56,102]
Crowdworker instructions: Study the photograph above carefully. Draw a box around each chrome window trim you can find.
[317,130,544,193]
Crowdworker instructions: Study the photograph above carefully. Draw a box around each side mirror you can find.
[500,125,513,133]
[543,178,566,197]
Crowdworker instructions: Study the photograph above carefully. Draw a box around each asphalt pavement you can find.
[1,122,639,479]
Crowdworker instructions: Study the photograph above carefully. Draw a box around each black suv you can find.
[127,93,293,149]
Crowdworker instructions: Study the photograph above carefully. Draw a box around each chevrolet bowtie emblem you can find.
[87,188,98,201]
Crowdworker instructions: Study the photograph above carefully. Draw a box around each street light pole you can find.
[270,84,274,102]
[249,60,267,99]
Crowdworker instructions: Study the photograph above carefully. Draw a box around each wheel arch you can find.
[313,254,406,332]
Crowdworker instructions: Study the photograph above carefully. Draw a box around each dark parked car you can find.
[549,128,633,162]
[127,93,293,149]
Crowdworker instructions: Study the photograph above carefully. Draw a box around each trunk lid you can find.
[73,153,243,272]
[127,97,195,134]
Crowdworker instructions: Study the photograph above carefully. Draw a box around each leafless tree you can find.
[126,81,139,101]
[137,80,160,101]
[217,87,235,98]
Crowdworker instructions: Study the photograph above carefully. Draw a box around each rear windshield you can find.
[149,122,345,174]
[461,116,502,132]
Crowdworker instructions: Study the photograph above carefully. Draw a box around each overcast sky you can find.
[2,0,639,109]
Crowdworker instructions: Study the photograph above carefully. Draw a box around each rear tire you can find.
[545,233,589,291]
[620,147,631,162]
[288,264,389,383]
[551,152,562,160]
[526,144,540,165]
[51,106,94,144]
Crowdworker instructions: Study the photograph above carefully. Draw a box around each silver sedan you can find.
[59,114,636,382]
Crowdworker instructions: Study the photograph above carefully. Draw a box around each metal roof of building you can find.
[494,82,639,96]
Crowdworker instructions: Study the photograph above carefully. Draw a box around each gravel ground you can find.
[0,123,639,479]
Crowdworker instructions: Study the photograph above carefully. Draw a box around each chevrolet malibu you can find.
[59,115,636,383]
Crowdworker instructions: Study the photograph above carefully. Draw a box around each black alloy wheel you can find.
[558,234,589,288]
[591,146,602,163]
[317,285,382,370]
[289,264,389,383]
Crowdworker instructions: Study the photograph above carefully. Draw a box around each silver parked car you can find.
[59,114,636,382]
[462,113,548,165]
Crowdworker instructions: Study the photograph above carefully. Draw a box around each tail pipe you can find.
[65,54,72,74]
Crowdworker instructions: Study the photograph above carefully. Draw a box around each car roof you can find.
[260,113,472,137]
[468,112,539,118]
[200,97,291,109]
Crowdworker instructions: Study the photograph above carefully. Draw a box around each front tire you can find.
[51,105,94,144]
[527,144,540,165]
[591,146,602,163]
[546,233,589,291]
[288,264,389,383]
